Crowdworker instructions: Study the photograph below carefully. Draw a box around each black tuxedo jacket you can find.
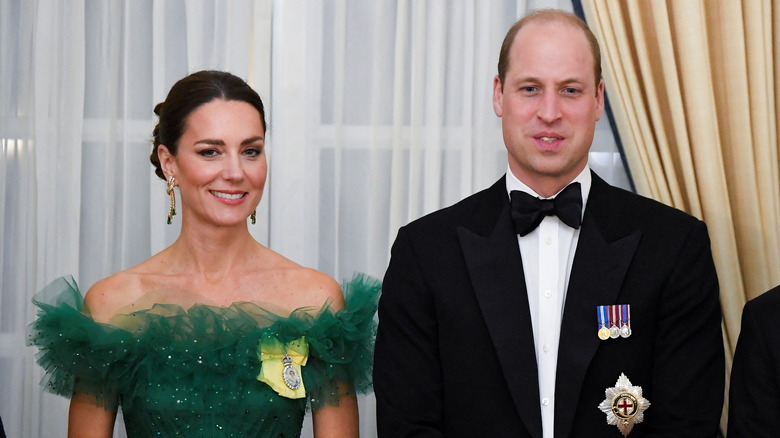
[374,172,723,437]
[727,285,780,437]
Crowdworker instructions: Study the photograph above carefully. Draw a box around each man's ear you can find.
[595,80,605,121]
[158,145,176,179]
[492,75,504,118]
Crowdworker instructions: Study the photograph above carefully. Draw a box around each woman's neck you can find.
[167,219,261,280]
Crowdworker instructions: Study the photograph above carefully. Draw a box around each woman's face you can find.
[160,99,267,228]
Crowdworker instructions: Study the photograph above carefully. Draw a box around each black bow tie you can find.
[510,182,583,237]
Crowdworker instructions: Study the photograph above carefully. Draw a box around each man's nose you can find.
[537,92,562,123]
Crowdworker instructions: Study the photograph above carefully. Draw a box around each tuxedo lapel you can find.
[458,194,543,438]
[553,174,642,438]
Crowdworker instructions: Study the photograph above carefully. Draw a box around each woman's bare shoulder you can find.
[253,247,343,311]
[83,253,172,322]
[83,271,145,323]
[283,266,344,311]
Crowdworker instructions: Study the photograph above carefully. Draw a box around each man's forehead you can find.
[507,21,594,76]
[513,19,584,44]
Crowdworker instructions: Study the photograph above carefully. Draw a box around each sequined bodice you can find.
[122,370,302,436]
[117,323,305,437]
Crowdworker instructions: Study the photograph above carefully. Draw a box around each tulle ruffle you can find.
[28,273,380,436]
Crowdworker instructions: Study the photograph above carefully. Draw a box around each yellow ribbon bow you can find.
[257,336,309,399]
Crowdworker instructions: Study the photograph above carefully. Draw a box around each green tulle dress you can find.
[28,274,380,437]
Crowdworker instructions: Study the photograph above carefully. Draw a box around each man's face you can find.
[493,20,604,197]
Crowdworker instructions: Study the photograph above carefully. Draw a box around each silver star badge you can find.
[598,373,650,436]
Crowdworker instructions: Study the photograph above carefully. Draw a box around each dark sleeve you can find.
[374,226,444,437]
[727,292,780,437]
[648,221,724,436]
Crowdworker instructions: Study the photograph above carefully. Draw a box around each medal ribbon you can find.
[610,305,618,328]
[621,304,629,326]
[598,305,607,329]
[626,304,631,325]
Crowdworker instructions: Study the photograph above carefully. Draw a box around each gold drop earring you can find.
[250,210,256,225]
[166,176,177,224]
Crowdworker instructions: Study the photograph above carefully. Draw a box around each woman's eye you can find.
[199,149,218,157]
[243,147,262,157]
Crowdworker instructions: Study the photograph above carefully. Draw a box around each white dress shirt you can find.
[505,165,591,438]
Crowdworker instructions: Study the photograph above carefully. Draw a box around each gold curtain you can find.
[581,0,780,430]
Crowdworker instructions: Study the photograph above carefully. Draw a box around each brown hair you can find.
[150,70,267,180]
[496,9,602,92]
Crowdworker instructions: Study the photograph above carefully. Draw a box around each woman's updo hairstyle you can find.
[150,70,267,180]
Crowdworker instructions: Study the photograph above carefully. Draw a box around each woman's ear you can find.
[158,144,176,179]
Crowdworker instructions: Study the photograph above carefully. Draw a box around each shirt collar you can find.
[505,164,592,211]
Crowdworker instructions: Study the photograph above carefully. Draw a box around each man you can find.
[728,285,780,437]
[374,9,723,438]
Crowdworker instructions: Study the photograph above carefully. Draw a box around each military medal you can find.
[609,305,620,339]
[598,373,650,436]
[282,353,301,390]
[620,304,632,338]
[597,306,610,340]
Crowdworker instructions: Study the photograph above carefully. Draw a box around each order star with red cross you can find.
[598,373,650,436]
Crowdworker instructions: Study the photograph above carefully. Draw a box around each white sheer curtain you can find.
[1,1,626,437]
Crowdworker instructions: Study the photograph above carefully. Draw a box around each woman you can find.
[29,71,379,437]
